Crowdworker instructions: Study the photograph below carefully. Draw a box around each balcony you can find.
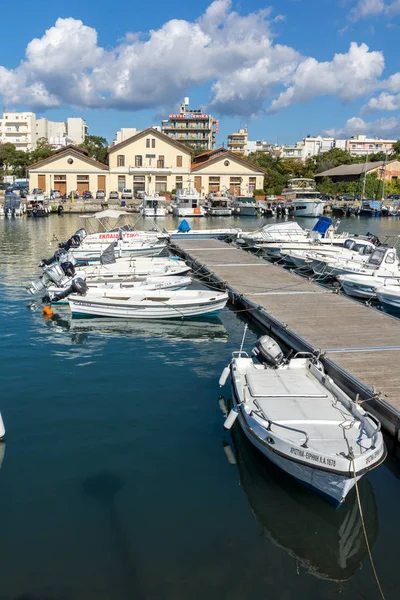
[162,124,211,131]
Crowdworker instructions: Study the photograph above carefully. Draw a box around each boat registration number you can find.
[290,446,336,468]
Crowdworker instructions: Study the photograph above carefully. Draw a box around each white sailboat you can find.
[68,289,229,319]
[220,333,385,507]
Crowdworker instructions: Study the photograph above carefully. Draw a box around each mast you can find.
[362,152,368,199]
[381,151,388,202]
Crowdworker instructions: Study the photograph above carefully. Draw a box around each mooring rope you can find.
[352,459,386,600]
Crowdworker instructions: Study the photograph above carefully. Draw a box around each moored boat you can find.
[172,188,205,217]
[220,333,386,507]
[68,289,229,319]
[282,179,325,217]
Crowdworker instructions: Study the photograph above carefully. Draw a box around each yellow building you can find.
[28,129,264,197]
[227,128,248,155]
[28,145,108,196]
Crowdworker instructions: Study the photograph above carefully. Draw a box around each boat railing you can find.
[253,400,309,447]
[364,411,381,449]
[232,350,249,358]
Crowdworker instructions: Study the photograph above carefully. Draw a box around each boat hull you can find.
[172,207,205,217]
[207,208,232,216]
[292,201,326,218]
[72,244,166,262]
[69,293,228,319]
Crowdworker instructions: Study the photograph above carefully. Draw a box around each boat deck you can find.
[170,239,400,438]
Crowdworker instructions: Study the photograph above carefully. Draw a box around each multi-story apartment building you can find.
[161,97,218,151]
[0,112,37,151]
[227,128,248,154]
[302,136,335,159]
[346,134,397,156]
[0,113,87,151]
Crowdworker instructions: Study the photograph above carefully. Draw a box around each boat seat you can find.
[246,369,328,399]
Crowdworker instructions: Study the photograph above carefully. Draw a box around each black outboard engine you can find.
[39,248,68,267]
[60,261,76,277]
[252,335,284,367]
[52,278,88,302]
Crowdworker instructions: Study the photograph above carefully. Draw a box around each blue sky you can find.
[1,0,400,144]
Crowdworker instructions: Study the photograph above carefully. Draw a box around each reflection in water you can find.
[0,443,5,469]
[45,313,228,344]
[226,411,378,582]
[82,473,144,600]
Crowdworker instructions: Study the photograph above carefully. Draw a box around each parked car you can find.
[67,191,80,199]
[387,194,400,200]
[109,191,119,200]
[121,188,133,199]
[337,194,355,202]
[0,182,9,191]
[51,190,61,199]
[83,191,93,200]
[135,190,145,200]
[96,190,106,199]
[319,194,333,201]
[32,188,44,195]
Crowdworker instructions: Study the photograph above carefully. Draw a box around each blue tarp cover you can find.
[312,217,332,238]
[178,219,191,233]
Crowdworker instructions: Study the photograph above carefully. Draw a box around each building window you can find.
[133,175,145,195]
[249,177,256,194]
[117,155,125,167]
[176,155,183,167]
[151,139,156,148]
[118,175,126,192]
[135,155,143,167]
[230,177,242,194]
[209,176,220,193]
[146,138,150,148]
[155,175,167,193]
[77,175,89,182]
[175,176,183,190]
[157,155,165,168]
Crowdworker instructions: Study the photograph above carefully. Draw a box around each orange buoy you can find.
[43,305,54,316]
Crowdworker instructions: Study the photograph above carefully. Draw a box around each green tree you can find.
[80,135,109,163]
[312,148,355,174]
[391,140,400,155]
[29,137,55,164]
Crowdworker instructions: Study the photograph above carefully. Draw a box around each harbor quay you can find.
[170,238,400,441]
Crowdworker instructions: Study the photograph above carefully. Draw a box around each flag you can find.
[100,242,116,265]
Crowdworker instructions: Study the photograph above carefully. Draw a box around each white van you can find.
[121,188,133,199]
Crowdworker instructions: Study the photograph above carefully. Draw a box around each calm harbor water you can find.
[1,213,400,599]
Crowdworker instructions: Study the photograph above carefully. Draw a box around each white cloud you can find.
[350,0,385,20]
[268,42,385,113]
[362,91,400,111]
[0,1,398,118]
[325,115,400,137]
[349,0,400,19]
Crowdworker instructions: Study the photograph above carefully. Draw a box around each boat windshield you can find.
[295,192,320,199]
[368,248,386,265]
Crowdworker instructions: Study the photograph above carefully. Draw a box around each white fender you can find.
[224,408,239,430]
[219,365,230,387]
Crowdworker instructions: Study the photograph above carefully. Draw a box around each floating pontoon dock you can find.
[170,239,400,440]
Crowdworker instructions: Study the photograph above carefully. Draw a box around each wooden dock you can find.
[170,238,400,439]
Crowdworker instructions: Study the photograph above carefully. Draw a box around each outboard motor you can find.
[58,233,82,251]
[52,278,88,302]
[252,335,284,367]
[39,248,68,267]
[60,261,76,277]
[27,278,46,295]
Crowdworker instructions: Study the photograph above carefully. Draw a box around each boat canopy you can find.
[312,217,332,239]
[81,209,131,219]
[178,219,191,233]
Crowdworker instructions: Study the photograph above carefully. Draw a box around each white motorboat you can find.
[29,255,191,295]
[375,283,400,312]
[141,194,167,217]
[337,247,400,298]
[220,333,385,507]
[69,239,166,262]
[238,217,338,247]
[172,188,205,217]
[311,239,378,278]
[49,275,192,303]
[282,179,325,217]
[68,289,229,319]
[282,237,377,271]
[206,192,232,216]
